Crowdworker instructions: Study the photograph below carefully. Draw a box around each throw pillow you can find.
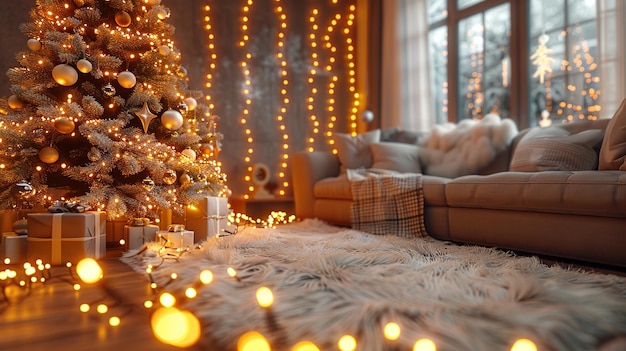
[510,127,604,172]
[334,129,381,173]
[599,98,626,171]
[370,142,422,173]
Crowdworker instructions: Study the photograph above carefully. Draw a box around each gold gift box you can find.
[27,211,106,265]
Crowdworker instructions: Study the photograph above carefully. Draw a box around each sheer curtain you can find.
[380,0,434,131]
[598,0,626,118]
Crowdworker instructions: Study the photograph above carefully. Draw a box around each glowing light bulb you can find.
[384,322,401,341]
[256,287,274,308]
[75,258,103,284]
[151,307,201,348]
[338,335,357,351]
[237,331,271,351]
[414,338,437,351]
[510,339,537,351]
[292,341,320,351]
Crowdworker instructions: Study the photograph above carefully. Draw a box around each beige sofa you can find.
[292,105,626,269]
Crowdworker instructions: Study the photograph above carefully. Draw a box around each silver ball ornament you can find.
[102,83,116,97]
[11,180,36,199]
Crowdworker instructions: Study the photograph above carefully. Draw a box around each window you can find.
[427,0,602,128]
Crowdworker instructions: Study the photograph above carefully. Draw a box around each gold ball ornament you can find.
[73,0,86,6]
[158,45,171,56]
[27,38,41,51]
[39,146,60,164]
[200,143,214,156]
[102,83,116,97]
[163,169,177,185]
[161,109,184,131]
[142,177,155,192]
[115,11,132,27]
[144,0,162,5]
[8,95,25,109]
[183,97,197,111]
[54,117,75,134]
[117,71,137,89]
[52,64,79,86]
[181,148,197,162]
[77,59,93,73]
[179,173,192,185]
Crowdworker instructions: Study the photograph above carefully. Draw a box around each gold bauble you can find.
[179,173,191,185]
[155,8,169,20]
[39,146,60,164]
[144,0,162,5]
[163,169,177,185]
[27,38,41,51]
[200,143,214,155]
[115,11,132,27]
[161,109,184,131]
[54,117,75,134]
[77,59,93,73]
[117,71,137,89]
[183,97,197,111]
[52,64,79,86]
[181,148,197,162]
[73,0,85,6]
[8,95,25,109]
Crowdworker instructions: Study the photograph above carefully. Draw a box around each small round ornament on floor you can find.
[12,219,28,235]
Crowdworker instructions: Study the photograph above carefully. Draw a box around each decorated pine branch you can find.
[0,0,228,220]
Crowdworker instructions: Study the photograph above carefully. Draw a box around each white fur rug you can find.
[122,219,626,351]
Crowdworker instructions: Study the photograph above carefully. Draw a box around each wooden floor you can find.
[1,246,624,351]
[0,248,185,351]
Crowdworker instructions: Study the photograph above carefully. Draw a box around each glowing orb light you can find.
[237,331,271,351]
[292,341,320,351]
[151,307,201,348]
[338,334,357,351]
[75,258,103,284]
[511,338,538,351]
[384,322,401,341]
[414,338,437,351]
[256,287,274,308]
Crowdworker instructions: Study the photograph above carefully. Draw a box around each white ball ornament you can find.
[183,97,197,111]
[52,64,79,86]
[27,38,41,51]
[8,95,25,109]
[158,45,171,56]
[77,59,93,73]
[181,148,197,162]
[161,109,184,131]
[117,71,137,89]
[39,146,60,164]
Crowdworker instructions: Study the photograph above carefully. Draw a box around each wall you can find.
[0,0,363,199]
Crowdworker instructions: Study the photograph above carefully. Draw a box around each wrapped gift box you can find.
[185,196,230,242]
[156,227,194,249]
[123,224,159,251]
[27,211,106,265]
[2,232,27,263]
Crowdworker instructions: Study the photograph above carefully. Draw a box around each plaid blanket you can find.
[347,169,428,238]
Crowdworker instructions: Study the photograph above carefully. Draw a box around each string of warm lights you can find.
[306,8,321,153]
[272,0,291,197]
[322,11,343,154]
[344,4,359,135]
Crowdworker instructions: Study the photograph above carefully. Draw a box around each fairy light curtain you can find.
[202,0,358,199]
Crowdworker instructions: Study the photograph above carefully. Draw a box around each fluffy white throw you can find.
[420,113,518,178]
[122,219,626,351]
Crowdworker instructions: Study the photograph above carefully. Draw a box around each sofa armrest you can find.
[291,151,341,219]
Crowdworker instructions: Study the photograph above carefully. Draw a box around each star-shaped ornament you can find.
[135,102,157,133]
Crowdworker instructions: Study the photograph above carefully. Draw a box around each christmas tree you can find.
[0,0,227,220]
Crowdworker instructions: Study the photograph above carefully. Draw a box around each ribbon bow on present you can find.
[48,200,91,213]
[167,224,186,232]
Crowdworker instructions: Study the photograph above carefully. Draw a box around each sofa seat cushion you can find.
[446,171,626,218]
[314,174,450,206]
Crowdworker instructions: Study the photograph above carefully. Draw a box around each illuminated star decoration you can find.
[135,102,157,133]
[530,34,555,84]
